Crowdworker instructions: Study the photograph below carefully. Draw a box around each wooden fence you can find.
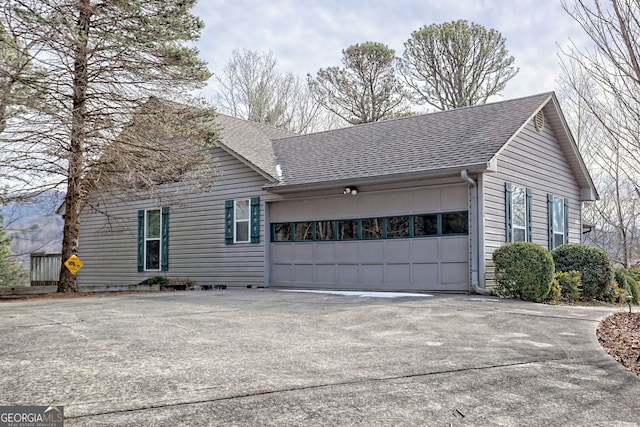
[30,253,61,287]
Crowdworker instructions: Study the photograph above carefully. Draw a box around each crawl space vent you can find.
[534,110,545,132]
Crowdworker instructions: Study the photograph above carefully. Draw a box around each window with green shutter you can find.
[138,207,169,272]
[548,194,568,249]
[506,183,532,243]
[225,198,261,244]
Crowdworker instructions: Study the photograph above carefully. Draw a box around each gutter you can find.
[461,170,493,296]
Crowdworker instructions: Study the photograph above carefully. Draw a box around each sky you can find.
[190,0,592,104]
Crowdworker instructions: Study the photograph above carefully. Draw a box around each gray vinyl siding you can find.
[483,115,581,286]
[77,147,278,288]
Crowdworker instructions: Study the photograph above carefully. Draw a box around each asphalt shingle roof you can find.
[267,92,554,187]
[214,113,295,179]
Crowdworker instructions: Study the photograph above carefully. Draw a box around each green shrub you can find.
[551,244,613,300]
[614,268,639,304]
[553,270,582,302]
[139,276,169,285]
[602,281,629,304]
[547,279,561,303]
[493,242,555,302]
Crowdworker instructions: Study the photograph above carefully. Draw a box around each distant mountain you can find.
[1,190,65,266]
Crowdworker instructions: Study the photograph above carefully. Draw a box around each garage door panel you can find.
[313,244,335,262]
[383,240,411,264]
[385,264,411,285]
[272,264,293,283]
[335,242,359,263]
[337,265,358,285]
[361,265,384,285]
[441,237,469,262]
[413,239,439,263]
[441,186,468,211]
[294,264,314,283]
[359,241,384,263]
[412,263,440,285]
[442,262,468,284]
[294,244,314,262]
[315,265,335,284]
[272,245,293,263]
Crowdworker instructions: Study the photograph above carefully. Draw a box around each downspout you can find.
[461,170,493,296]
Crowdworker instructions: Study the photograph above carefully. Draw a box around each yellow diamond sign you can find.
[64,255,84,275]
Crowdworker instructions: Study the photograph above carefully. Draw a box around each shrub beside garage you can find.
[493,242,639,305]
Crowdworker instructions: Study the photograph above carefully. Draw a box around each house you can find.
[77,92,598,293]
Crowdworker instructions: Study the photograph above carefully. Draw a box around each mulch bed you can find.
[597,312,640,376]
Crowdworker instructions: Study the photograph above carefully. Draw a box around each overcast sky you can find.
[191,0,590,104]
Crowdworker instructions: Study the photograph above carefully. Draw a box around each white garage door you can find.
[269,185,470,292]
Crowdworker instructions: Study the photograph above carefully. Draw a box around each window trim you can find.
[270,211,469,242]
[234,199,250,243]
[548,194,569,250]
[505,183,532,243]
[138,207,168,272]
[225,197,261,245]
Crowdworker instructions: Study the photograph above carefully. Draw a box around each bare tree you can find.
[399,20,518,110]
[0,0,214,292]
[214,49,332,133]
[307,41,407,125]
[560,0,640,267]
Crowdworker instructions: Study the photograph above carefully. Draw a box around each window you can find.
[271,211,469,242]
[387,216,409,238]
[362,217,384,239]
[316,221,335,240]
[273,223,292,241]
[225,197,260,244]
[548,194,568,249]
[234,199,250,243]
[505,183,532,242]
[295,222,314,241]
[137,207,169,272]
[414,214,438,236]
[442,212,468,235]
[338,220,359,240]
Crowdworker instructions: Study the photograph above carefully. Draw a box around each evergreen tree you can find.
[0,215,28,287]
[0,1,214,292]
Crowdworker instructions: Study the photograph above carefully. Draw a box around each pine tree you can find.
[0,215,28,287]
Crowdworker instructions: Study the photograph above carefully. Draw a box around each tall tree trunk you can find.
[58,0,91,293]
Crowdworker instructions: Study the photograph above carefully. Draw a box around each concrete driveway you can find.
[1,290,638,426]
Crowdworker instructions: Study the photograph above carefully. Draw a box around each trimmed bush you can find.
[614,268,639,304]
[551,244,613,300]
[493,242,555,302]
[553,270,582,302]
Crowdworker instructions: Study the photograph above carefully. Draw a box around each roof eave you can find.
[264,163,495,194]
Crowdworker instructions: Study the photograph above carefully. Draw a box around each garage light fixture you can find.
[343,186,358,195]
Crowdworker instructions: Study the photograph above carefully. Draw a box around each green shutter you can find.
[161,207,169,271]
[526,188,533,242]
[137,210,144,272]
[250,197,260,243]
[547,194,554,250]
[563,198,569,244]
[505,183,512,242]
[225,200,234,244]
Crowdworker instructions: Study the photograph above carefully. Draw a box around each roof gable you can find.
[214,114,295,180]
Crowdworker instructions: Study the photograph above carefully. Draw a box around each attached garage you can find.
[268,184,470,292]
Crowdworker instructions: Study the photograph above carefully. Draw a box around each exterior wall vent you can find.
[534,110,545,132]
